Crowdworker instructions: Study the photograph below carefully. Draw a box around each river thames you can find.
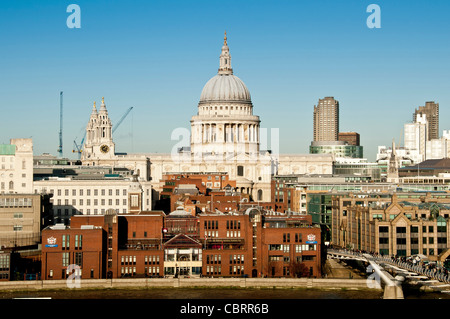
[1,286,449,299]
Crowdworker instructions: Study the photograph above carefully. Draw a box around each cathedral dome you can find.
[199,74,251,103]
[199,31,251,104]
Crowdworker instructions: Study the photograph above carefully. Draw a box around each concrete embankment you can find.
[0,277,378,292]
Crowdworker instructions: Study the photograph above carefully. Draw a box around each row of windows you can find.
[0,255,10,270]
[379,225,447,233]
[205,220,218,230]
[206,265,221,275]
[230,265,244,275]
[203,220,242,231]
[230,254,244,264]
[1,181,27,190]
[227,220,241,230]
[0,197,33,207]
[283,233,303,243]
[380,248,441,256]
[203,230,242,238]
[62,252,83,267]
[55,198,127,206]
[55,208,126,215]
[120,255,161,264]
[206,254,221,264]
[380,237,447,244]
[268,244,317,252]
[61,235,83,250]
[55,188,128,197]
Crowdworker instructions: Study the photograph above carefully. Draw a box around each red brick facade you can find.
[41,210,321,280]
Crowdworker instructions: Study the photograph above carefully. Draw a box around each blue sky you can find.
[1,0,450,161]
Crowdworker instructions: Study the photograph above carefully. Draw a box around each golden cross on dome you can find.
[224,31,227,45]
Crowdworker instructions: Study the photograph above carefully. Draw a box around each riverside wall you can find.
[0,278,378,291]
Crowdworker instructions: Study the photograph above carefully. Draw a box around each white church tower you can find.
[82,97,116,161]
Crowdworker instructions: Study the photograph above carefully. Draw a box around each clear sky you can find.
[1,0,450,161]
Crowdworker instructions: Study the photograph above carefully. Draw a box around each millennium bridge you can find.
[327,249,450,299]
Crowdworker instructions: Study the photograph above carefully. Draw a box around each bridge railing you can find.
[370,256,450,284]
[327,249,450,284]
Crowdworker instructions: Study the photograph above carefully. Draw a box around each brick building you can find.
[41,207,322,280]
[332,192,450,262]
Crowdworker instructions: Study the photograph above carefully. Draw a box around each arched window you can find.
[257,189,263,201]
[9,181,13,190]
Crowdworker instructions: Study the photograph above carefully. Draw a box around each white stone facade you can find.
[0,138,33,194]
[33,178,152,224]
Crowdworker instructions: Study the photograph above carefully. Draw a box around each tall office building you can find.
[313,97,339,142]
[413,101,439,140]
[404,113,427,162]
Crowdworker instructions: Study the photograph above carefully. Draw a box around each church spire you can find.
[218,31,233,75]
[100,96,107,112]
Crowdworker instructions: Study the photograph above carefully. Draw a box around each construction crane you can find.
[113,106,133,134]
[57,91,63,158]
[72,132,86,158]
[72,106,133,158]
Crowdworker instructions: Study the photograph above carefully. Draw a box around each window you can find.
[62,252,70,267]
[75,235,82,249]
[379,226,389,233]
[257,189,263,201]
[62,235,70,249]
[75,252,83,267]
[237,166,244,177]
